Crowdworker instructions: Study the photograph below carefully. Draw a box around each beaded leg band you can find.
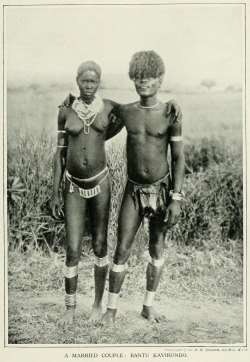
[107,263,127,309]
[143,257,165,306]
[64,264,78,307]
[65,293,76,307]
[64,264,78,278]
[94,255,109,267]
[107,292,119,309]
[148,256,165,267]
[143,291,156,307]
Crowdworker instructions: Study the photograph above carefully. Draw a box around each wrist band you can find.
[169,190,184,201]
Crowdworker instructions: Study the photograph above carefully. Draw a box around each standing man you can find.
[103,50,185,324]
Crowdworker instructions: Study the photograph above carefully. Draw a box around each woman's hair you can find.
[77,61,102,78]
[128,51,165,80]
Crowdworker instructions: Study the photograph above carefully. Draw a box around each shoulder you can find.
[120,101,138,112]
[103,98,121,113]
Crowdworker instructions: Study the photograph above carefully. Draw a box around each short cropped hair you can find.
[77,61,102,78]
[128,51,165,80]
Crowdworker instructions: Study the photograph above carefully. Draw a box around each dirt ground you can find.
[8,289,243,345]
[7,248,243,345]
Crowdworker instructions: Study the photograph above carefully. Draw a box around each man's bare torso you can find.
[120,101,175,184]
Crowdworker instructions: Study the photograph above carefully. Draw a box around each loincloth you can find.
[65,166,109,198]
[128,173,171,218]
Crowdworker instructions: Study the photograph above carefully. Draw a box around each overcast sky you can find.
[6,4,243,87]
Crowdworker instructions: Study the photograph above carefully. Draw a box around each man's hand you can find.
[58,93,76,108]
[164,200,181,228]
[166,99,183,123]
[108,111,118,124]
[50,194,64,220]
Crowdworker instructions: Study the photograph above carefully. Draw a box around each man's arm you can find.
[51,108,68,219]
[58,93,76,108]
[165,117,185,228]
[169,119,185,193]
[106,104,125,141]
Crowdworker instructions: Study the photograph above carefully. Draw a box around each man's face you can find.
[77,70,100,99]
[134,77,161,97]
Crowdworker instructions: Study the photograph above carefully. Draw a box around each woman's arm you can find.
[51,108,68,219]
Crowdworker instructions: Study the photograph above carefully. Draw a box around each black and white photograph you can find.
[1,0,249,360]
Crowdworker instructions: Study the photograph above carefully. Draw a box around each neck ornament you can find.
[72,95,104,134]
[138,100,159,109]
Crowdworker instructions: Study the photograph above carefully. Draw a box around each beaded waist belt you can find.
[65,166,109,198]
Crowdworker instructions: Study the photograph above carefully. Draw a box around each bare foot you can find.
[89,304,102,323]
[141,305,166,323]
[60,307,75,329]
[102,308,117,326]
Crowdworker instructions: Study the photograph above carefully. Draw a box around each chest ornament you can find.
[72,95,104,134]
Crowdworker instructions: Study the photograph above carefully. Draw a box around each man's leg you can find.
[141,216,167,323]
[102,181,143,324]
[88,177,111,322]
[63,180,87,328]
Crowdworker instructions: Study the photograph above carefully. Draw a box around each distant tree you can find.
[201,79,216,90]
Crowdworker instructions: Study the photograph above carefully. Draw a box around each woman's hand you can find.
[50,193,64,220]
[166,99,183,122]
[164,200,181,228]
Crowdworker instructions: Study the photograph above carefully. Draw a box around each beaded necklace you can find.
[138,100,159,109]
[72,95,104,134]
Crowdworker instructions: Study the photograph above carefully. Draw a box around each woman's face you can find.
[77,70,100,99]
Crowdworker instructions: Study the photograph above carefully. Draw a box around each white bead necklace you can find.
[138,100,159,109]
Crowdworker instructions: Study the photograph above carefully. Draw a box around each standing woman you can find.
[51,61,119,327]
[50,60,182,328]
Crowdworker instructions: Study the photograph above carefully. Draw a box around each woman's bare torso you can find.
[64,99,113,178]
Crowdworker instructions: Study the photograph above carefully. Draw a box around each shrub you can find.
[7,132,243,258]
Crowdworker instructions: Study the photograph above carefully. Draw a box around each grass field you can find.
[6,86,244,344]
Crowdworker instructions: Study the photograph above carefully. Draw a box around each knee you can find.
[114,242,131,264]
[149,243,164,260]
[92,236,107,258]
[66,245,81,265]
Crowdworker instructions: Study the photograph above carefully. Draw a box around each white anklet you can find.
[143,290,156,306]
[107,292,119,309]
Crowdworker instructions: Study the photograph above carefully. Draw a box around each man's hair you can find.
[77,61,102,78]
[128,51,165,80]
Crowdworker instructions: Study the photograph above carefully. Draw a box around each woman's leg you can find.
[62,179,87,328]
[88,176,111,322]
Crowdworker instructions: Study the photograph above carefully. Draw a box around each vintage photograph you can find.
[4,1,245,349]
